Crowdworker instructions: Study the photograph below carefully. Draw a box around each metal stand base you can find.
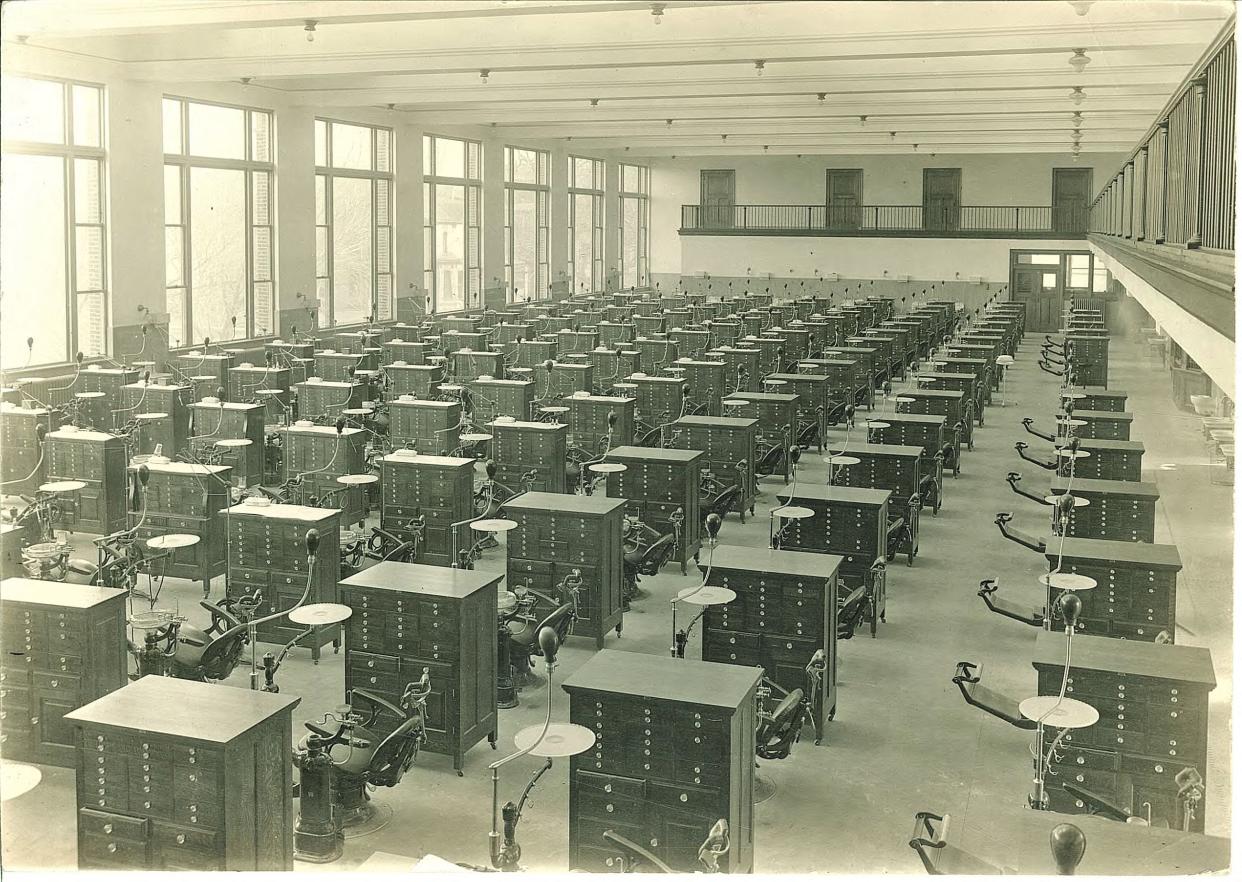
[754,771,777,804]
[293,826,344,863]
[342,800,393,838]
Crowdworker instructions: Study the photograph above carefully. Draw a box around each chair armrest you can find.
[951,661,1037,730]
[601,830,675,874]
[994,513,1046,553]
[349,688,407,729]
[1061,782,1133,822]
[977,579,1044,627]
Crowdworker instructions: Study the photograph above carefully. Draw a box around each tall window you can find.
[504,146,550,303]
[0,76,107,369]
[618,163,650,290]
[315,119,394,326]
[567,156,604,295]
[423,135,482,313]
[163,97,274,347]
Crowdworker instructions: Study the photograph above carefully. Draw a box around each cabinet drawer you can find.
[350,652,400,675]
[32,671,80,697]
[648,781,722,815]
[151,822,221,870]
[79,807,149,841]
[575,771,646,800]
[80,831,149,867]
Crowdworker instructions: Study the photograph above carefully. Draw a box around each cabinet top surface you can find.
[1050,476,1158,498]
[607,445,704,464]
[382,452,475,468]
[47,428,118,442]
[132,461,230,476]
[490,420,566,433]
[836,441,925,458]
[707,544,842,578]
[562,649,761,708]
[779,483,892,505]
[340,560,503,597]
[901,389,964,400]
[277,425,365,438]
[1032,631,1215,687]
[879,413,947,426]
[1044,537,1182,568]
[1064,438,1144,452]
[673,416,758,429]
[66,676,301,741]
[567,394,633,405]
[766,373,827,382]
[295,380,359,390]
[472,379,534,388]
[503,492,625,515]
[1068,409,1135,421]
[1071,386,1126,396]
[225,501,342,522]
[392,398,455,409]
[123,381,190,392]
[723,392,799,404]
[1,577,127,608]
[822,346,877,355]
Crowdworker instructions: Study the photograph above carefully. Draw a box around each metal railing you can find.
[680,203,1084,237]
[1090,19,1234,253]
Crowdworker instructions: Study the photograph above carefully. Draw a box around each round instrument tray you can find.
[824,455,860,466]
[771,505,814,520]
[513,723,597,758]
[1019,696,1099,729]
[134,412,168,421]
[39,480,86,494]
[336,474,379,486]
[588,462,627,474]
[1039,572,1098,592]
[1,762,43,802]
[675,585,738,606]
[342,408,374,416]
[866,421,891,430]
[460,433,493,444]
[129,609,184,630]
[215,438,252,448]
[471,518,517,533]
[147,533,201,551]
[1057,448,1091,459]
[1044,494,1089,507]
[289,603,354,626]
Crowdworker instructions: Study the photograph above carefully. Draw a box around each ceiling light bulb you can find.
[1069,86,1085,105]
[480,69,490,84]
[1068,1,1094,15]
[754,60,766,77]
[304,20,317,42]
[651,3,665,24]
[1068,49,1091,74]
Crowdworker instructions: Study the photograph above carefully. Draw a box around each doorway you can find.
[825,169,863,230]
[1052,168,1093,234]
[1009,252,1066,333]
[923,168,962,231]
[700,169,735,229]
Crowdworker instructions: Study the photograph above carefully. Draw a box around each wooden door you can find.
[825,169,863,229]
[1052,168,1093,234]
[923,168,961,231]
[700,169,735,229]
[1010,254,1064,333]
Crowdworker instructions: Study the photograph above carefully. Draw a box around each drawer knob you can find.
[605,804,614,813]
[604,784,612,793]
[176,834,186,845]
[103,824,113,834]
[107,843,117,854]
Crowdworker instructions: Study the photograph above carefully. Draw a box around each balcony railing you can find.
[1090,21,1234,253]
[680,204,1088,238]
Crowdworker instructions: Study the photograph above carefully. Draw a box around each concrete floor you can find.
[1,332,1232,874]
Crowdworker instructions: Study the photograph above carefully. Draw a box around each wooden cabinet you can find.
[0,404,52,495]
[130,462,232,592]
[224,502,341,660]
[66,677,300,870]
[45,428,128,535]
[120,383,191,457]
[490,420,567,494]
[1058,439,1144,482]
[563,651,758,873]
[0,578,128,767]
[1033,633,1213,831]
[339,562,499,772]
[1043,538,1182,642]
[1071,386,1128,413]
[189,401,266,488]
[775,484,890,586]
[389,397,461,455]
[293,380,364,420]
[274,423,368,526]
[565,395,635,450]
[379,453,475,567]
[386,363,445,398]
[671,415,758,515]
[1051,476,1158,543]
[503,492,624,647]
[603,446,703,568]
[1064,409,1134,441]
[469,378,533,422]
[699,546,840,741]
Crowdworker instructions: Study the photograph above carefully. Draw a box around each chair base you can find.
[341,799,393,839]
[754,771,777,804]
[293,826,344,863]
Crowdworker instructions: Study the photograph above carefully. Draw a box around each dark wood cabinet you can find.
[490,420,567,494]
[130,462,231,592]
[379,453,475,567]
[389,397,461,455]
[503,492,624,647]
[274,423,368,526]
[339,561,499,772]
[671,415,758,515]
[66,677,300,870]
[563,651,758,873]
[0,403,52,495]
[189,401,266,487]
[1050,476,1158,543]
[1032,632,1213,831]
[1058,438,1144,482]
[0,578,128,767]
[45,428,128,535]
[604,446,703,568]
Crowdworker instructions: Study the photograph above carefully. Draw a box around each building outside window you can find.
[618,162,650,290]
[504,145,550,303]
[423,135,482,313]
[0,75,108,368]
[568,155,604,295]
[163,96,275,346]
[315,119,394,326]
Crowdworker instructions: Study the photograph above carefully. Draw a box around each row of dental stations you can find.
[0,288,1222,873]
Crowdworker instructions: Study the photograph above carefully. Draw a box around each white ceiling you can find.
[3,0,1233,156]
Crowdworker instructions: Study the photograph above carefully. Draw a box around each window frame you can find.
[314,117,395,327]
[567,155,605,295]
[617,162,650,290]
[163,95,275,346]
[504,145,550,303]
[0,75,109,367]
[423,134,483,314]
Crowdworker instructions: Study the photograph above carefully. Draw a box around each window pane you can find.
[315,119,328,167]
[467,141,480,179]
[164,165,181,225]
[72,85,101,148]
[377,226,391,273]
[250,111,270,163]
[315,175,327,225]
[252,171,270,225]
[574,158,593,189]
[422,135,432,176]
[331,122,371,171]
[165,226,184,287]
[0,153,67,367]
[376,274,392,321]
[188,103,245,160]
[512,148,537,185]
[1093,266,1109,292]
[376,179,390,226]
[167,287,186,348]
[188,166,246,343]
[573,193,594,293]
[315,227,329,278]
[621,196,638,289]
[622,164,637,192]
[253,227,272,282]
[331,176,373,325]
[435,137,464,178]
[511,189,537,302]
[74,159,102,224]
[1,77,65,144]
[75,226,104,291]
[162,98,182,154]
[76,291,106,358]
[253,281,274,336]
[435,184,465,312]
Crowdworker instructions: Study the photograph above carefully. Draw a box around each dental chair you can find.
[951,661,1036,730]
[168,600,251,682]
